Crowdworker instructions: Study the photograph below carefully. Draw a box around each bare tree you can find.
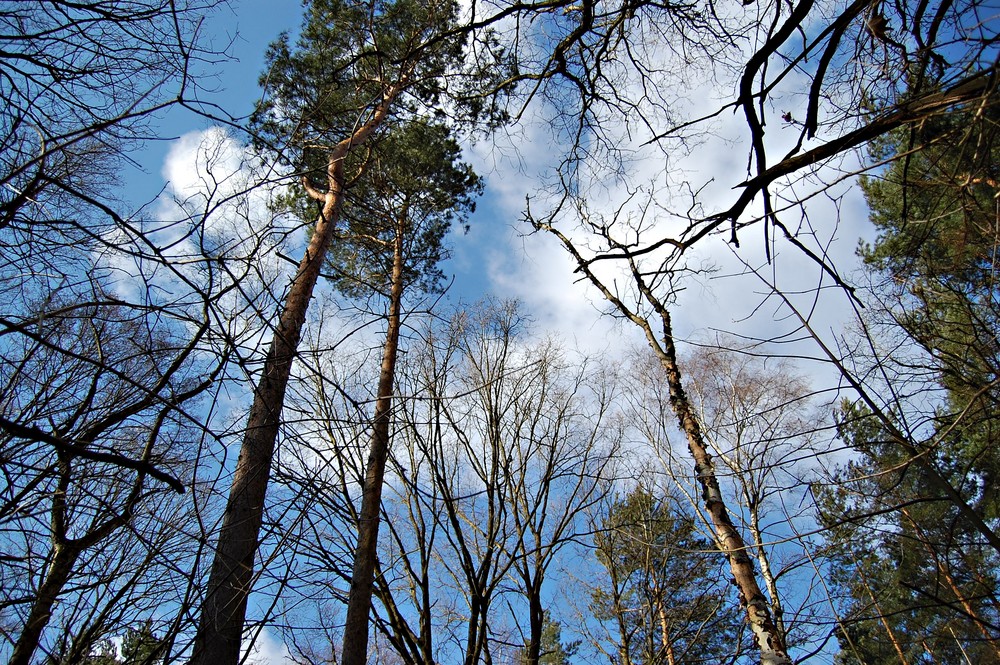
[482,3,1000,663]
[502,349,621,665]
[275,300,623,665]
[527,217,794,663]
[0,0,225,232]
[0,4,248,662]
[0,301,214,665]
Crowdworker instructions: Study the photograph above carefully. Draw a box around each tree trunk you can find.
[9,542,81,665]
[658,603,676,665]
[533,221,791,665]
[748,502,786,641]
[191,74,407,665]
[654,307,792,665]
[191,166,347,665]
[9,444,147,665]
[654,582,675,665]
[340,218,406,665]
[524,586,543,665]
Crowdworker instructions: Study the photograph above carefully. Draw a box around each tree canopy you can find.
[1,1,999,664]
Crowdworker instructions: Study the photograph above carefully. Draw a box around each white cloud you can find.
[114,128,301,357]
[243,628,294,665]
[454,29,876,389]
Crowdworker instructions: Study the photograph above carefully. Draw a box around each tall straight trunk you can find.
[654,582,676,665]
[192,79,406,665]
[340,220,406,665]
[191,168,346,665]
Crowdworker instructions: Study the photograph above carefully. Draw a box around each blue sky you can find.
[124,0,300,199]
[125,3,881,662]
[132,0,877,373]
[132,0,884,390]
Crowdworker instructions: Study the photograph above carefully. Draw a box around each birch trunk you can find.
[535,221,792,664]
[748,502,786,641]
[654,307,791,665]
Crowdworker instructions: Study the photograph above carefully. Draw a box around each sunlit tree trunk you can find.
[748,501,786,641]
[657,593,676,665]
[341,216,407,665]
[192,80,404,665]
[191,164,347,665]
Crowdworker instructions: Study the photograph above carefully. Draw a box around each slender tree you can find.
[284,301,622,665]
[531,217,794,664]
[682,343,832,652]
[0,302,210,665]
[192,2,474,662]
[332,119,481,665]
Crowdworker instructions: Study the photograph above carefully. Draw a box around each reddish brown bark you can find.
[340,217,406,665]
[191,80,405,665]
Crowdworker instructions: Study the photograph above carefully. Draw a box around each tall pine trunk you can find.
[340,217,406,665]
[191,167,346,665]
[192,79,405,665]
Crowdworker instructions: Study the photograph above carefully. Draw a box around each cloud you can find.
[243,628,294,665]
[454,34,876,388]
[104,127,302,356]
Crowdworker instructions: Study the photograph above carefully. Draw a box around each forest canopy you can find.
[0,1,997,664]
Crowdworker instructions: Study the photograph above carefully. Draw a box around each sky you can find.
[123,2,887,662]
[144,0,875,366]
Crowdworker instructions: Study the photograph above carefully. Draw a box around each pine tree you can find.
[860,90,1000,504]
[590,487,741,665]
[824,101,1000,659]
[192,3,474,664]
[515,611,579,665]
[329,118,480,665]
[822,405,1000,664]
